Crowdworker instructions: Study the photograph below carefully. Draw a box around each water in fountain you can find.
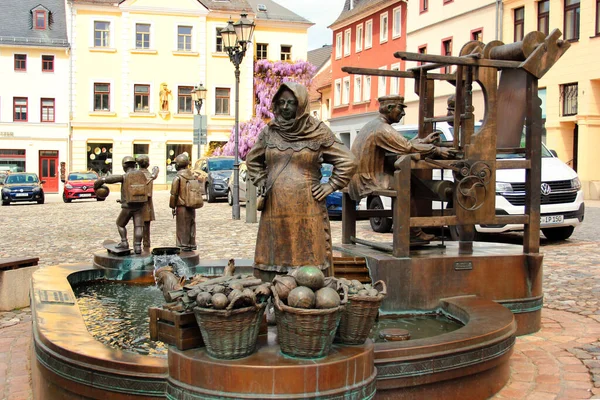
[74,280,168,357]
[153,254,192,280]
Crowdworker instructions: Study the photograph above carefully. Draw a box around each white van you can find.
[360,122,585,241]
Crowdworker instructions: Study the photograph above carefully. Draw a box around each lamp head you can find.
[221,20,237,50]
[234,13,255,47]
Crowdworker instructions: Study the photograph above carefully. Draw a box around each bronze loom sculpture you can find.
[341,29,570,257]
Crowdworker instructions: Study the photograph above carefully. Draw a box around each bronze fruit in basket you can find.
[196,292,212,307]
[315,287,341,309]
[274,276,297,301]
[212,293,229,309]
[288,286,316,309]
[294,266,325,290]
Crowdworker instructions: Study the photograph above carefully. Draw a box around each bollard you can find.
[246,180,257,223]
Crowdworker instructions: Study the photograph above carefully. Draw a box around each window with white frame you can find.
[365,20,373,48]
[378,66,387,97]
[334,79,342,106]
[178,86,193,114]
[177,25,192,51]
[356,24,363,52]
[136,23,150,49]
[353,75,362,103]
[94,83,110,111]
[335,32,342,59]
[342,77,350,105]
[393,7,402,38]
[344,29,351,56]
[363,76,371,101]
[256,43,268,60]
[281,45,292,61]
[134,84,150,112]
[216,27,224,52]
[380,12,388,43]
[94,21,110,47]
[215,88,230,115]
[391,63,400,94]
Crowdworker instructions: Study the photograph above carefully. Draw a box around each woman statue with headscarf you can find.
[246,82,357,282]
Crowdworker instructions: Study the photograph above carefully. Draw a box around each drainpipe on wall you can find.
[495,0,503,41]
[68,0,74,172]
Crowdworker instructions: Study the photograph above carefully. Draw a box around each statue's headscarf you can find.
[265,82,339,151]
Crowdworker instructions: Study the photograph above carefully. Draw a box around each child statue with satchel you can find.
[169,154,204,252]
[95,156,152,254]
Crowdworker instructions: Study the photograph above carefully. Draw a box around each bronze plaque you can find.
[454,261,473,271]
[38,290,75,305]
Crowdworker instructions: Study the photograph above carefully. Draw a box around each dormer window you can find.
[31,6,51,31]
[35,10,46,30]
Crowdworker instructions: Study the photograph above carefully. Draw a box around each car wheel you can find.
[368,196,393,233]
[206,185,215,203]
[227,190,233,206]
[1,201,9,206]
[37,195,45,205]
[542,226,574,241]
[62,193,72,203]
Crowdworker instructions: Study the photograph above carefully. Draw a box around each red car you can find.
[62,171,104,203]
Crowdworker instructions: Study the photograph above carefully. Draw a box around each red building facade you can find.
[329,0,407,146]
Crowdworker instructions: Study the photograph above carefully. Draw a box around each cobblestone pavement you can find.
[1,191,599,399]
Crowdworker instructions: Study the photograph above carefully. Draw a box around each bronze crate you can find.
[149,307,204,351]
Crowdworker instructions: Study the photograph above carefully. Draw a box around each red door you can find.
[39,151,59,193]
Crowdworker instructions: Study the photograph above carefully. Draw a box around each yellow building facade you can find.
[68,0,310,187]
[503,0,600,199]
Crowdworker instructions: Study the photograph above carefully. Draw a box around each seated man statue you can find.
[348,95,455,242]
[95,156,148,254]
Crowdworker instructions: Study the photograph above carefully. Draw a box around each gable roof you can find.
[196,0,253,13]
[307,45,332,72]
[330,0,401,29]
[246,0,312,24]
[72,0,124,4]
[0,0,69,48]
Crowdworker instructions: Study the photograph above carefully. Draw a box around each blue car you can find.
[321,164,343,218]
[1,173,45,205]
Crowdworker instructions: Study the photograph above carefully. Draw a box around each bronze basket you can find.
[193,301,266,360]
[336,280,387,345]
[273,286,347,358]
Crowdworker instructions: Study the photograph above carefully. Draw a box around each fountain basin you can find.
[335,240,543,336]
[31,261,515,399]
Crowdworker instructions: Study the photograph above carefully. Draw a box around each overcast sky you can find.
[271,0,346,50]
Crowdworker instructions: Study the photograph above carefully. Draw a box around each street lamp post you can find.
[221,13,255,220]
[191,83,207,162]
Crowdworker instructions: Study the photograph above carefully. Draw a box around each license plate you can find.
[15,193,29,197]
[541,215,564,224]
[79,193,92,198]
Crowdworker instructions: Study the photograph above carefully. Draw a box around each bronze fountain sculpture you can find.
[30,30,570,400]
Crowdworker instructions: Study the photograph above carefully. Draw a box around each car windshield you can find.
[68,173,98,180]
[446,124,551,159]
[208,159,235,171]
[6,174,38,184]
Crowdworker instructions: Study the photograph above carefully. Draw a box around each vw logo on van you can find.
[541,183,552,196]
